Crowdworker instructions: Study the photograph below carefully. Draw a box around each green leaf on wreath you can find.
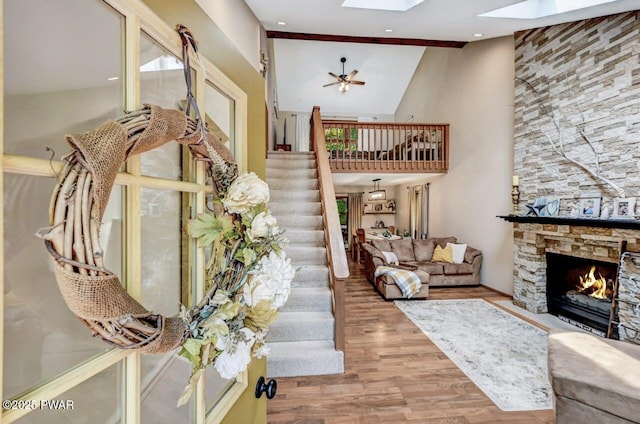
[244,300,279,331]
[217,301,241,321]
[187,214,234,247]
[179,337,207,368]
[201,316,229,336]
[237,247,257,266]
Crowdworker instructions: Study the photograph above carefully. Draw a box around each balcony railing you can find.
[315,116,449,173]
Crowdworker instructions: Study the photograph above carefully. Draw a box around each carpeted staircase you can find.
[265,151,345,377]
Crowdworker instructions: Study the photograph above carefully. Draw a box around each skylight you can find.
[341,0,424,12]
[479,0,617,19]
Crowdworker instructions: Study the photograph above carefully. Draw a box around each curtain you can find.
[347,192,363,248]
[409,184,429,239]
[295,114,311,152]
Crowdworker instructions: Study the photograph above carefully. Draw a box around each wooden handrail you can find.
[311,106,348,352]
[322,119,449,173]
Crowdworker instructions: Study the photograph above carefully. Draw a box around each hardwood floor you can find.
[267,259,555,424]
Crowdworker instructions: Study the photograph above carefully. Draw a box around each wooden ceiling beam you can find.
[266,31,467,49]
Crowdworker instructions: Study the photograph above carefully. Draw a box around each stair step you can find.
[286,246,327,265]
[291,265,330,288]
[278,215,324,230]
[270,189,320,203]
[266,158,316,169]
[283,229,325,246]
[267,151,315,159]
[271,202,322,217]
[269,312,335,342]
[266,167,317,179]
[281,287,333,312]
[266,340,344,378]
[268,177,319,191]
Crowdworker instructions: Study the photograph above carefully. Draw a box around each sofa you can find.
[362,236,482,288]
[548,329,640,423]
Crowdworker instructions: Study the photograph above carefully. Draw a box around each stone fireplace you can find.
[513,217,640,313]
[511,220,640,334]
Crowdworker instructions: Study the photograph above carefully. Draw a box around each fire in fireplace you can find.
[546,253,618,337]
[577,266,608,299]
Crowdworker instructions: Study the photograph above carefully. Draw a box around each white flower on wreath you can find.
[222,172,270,215]
[214,327,256,379]
[247,210,279,241]
[245,251,294,309]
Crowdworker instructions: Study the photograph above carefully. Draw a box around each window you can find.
[336,197,349,246]
[1,1,247,422]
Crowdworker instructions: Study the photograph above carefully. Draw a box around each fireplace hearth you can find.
[546,253,618,337]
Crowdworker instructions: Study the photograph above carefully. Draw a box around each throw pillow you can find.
[371,239,391,252]
[432,236,457,248]
[447,243,467,264]
[431,245,453,263]
[390,239,415,262]
[412,239,436,262]
[381,251,399,265]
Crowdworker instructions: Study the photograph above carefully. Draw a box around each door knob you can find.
[255,376,277,399]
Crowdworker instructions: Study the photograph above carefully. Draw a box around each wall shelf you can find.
[364,199,396,215]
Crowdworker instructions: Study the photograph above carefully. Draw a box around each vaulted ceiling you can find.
[246,0,640,116]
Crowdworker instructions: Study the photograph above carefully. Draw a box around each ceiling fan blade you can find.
[322,82,340,87]
[328,72,340,79]
[349,80,365,85]
[345,70,359,81]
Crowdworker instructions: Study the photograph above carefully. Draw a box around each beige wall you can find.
[195,0,261,71]
[395,37,515,294]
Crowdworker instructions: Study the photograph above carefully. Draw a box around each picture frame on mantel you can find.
[579,196,601,218]
[613,197,636,219]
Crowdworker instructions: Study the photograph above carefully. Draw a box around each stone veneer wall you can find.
[512,12,640,312]
[514,12,640,213]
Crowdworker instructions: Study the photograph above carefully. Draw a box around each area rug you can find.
[394,299,553,411]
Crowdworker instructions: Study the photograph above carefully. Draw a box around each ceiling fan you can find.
[323,57,365,92]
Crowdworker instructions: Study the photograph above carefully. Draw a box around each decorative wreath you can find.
[37,26,294,406]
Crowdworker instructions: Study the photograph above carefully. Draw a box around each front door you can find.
[1,0,263,422]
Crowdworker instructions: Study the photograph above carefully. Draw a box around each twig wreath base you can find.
[39,104,236,354]
[39,25,295,406]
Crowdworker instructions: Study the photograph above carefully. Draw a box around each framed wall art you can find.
[579,196,601,218]
[613,197,636,219]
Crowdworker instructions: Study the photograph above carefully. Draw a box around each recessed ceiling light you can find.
[107,76,119,81]
[479,0,616,20]
[473,33,484,37]
[342,0,424,12]
[277,21,286,26]
[385,29,393,33]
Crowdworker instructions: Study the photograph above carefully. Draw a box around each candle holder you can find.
[511,185,520,215]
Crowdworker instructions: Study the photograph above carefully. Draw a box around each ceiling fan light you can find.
[339,82,349,92]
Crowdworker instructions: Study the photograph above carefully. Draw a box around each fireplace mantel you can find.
[498,215,640,230]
